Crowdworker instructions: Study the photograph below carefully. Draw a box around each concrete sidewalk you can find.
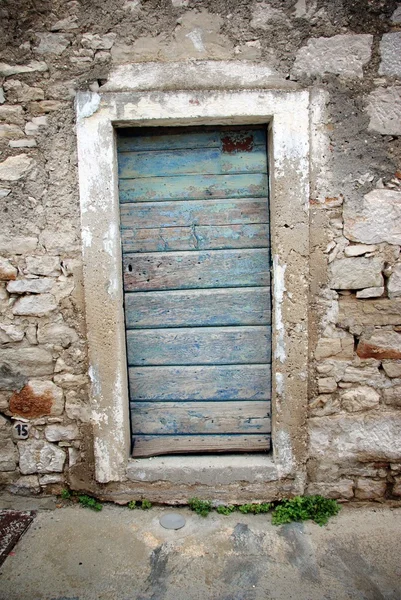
[0,503,400,600]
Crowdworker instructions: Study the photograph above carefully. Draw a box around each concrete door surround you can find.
[76,62,310,501]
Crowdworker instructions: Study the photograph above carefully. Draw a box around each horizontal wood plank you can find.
[118,128,266,152]
[119,173,268,202]
[126,326,271,366]
[118,147,267,179]
[132,434,271,457]
[131,401,271,434]
[128,364,271,401]
[124,287,271,328]
[121,223,270,253]
[120,199,269,230]
[123,248,270,291]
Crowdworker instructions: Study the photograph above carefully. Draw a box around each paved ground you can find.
[0,503,400,600]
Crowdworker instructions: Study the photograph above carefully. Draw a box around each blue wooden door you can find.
[117,127,271,457]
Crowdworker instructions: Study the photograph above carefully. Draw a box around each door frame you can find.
[76,63,311,498]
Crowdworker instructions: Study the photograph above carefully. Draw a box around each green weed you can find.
[188,497,212,517]
[238,502,272,514]
[141,499,152,510]
[78,494,103,511]
[60,488,72,500]
[128,500,137,510]
[271,495,340,526]
[216,505,236,515]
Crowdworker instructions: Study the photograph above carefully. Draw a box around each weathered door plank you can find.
[124,287,271,328]
[118,147,268,179]
[132,434,271,457]
[123,248,270,291]
[129,364,271,401]
[118,173,268,203]
[126,326,271,366]
[120,199,269,230]
[131,401,272,434]
[121,223,270,253]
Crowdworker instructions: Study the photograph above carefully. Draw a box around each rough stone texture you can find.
[18,440,66,474]
[35,33,70,56]
[0,324,24,343]
[0,415,18,471]
[318,377,337,393]
[344,190,401,245]
[309,412,401,464]
[355,478,387,500]
[383,386,401,408]
[366,87,401,135]
[0,347,53,379]
[0,237,37,256]
[0,258,17,281]
[292,35,373,79]
[357,331,401,360]
[314,337,354,360]
[37,322,78,347]
[338,298,401,328]
[0,154,34,181]
[382,361,401,378]
[25,256,60,276]
[306,480,354,500]
[379,33,401,78]
[10,380,64,418]
[12,294,57,317]
[7,279,53,294]
[329,257,383,290]
[344,244,377,257]
[0,61,48,76]
[388,264,401,299]
[341,386,380,412]
[356,287,384,299]
[45,424,79,442]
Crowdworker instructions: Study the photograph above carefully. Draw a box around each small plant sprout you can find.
[141,499,152,510]
[216,505,236,515]
[78,494,102,512]
[60,488,71,500]
[128,500,137,510]
[271,495,340,526]
[188,498,212,517]
[238,503,272,514]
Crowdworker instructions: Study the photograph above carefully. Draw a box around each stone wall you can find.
[0,0,400,502]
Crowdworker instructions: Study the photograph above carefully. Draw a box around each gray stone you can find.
[35,33,70,56]
[356,286,384,299]
[392,4,401,23]
[250,3,290,29]
[0,105,24,125]
[0,257,17,281]
[81,33,117,50]
[0,61,48,76]
[355,478,387,500]
[9,139,37,148]
[159,512,186,530]
[366,86,401,135]
[12,294,57,316]
[50,15,78,31]
[341,386,380,412]
[7,474,40,495]
[341,365,386,387]
[65,394,90,422]
[45,424,79,442]
[329,257,383,290]
[0,87,4,103]
[7,278,53,294]
[25,255,60,276]
[306,480,354,500]
[388,264,401,299]
[0,439,18,471]
[37,322,78,347]
[318,377,337,393]
[0,324,24,343]
[344,244,377,257]
[383,386,401,408]
[0,235,37,255]
[25,116,48,136]
[18,439,66,474]
[0,347,53,378]
[292,34,373,79]
[309,412,401,463]
[314,337,354,361]
[344,190,401,245]
[379,33,401,78]
[3,79,45,102]
[0,154,35,181]
[382,361,401,378]
[0,189,11,199]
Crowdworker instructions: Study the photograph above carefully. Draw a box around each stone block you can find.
[25,255,60,276]
[250,3,290,29]
[379,33,401,78]
[393,476,401,497]
[18,439,66,474]
[314,337,354,360]
[292,34,373,79]
[382,361,401,378]
[0,439,18,471]
[9,139,37,148]
[7,278,53,294]
[0,154,35,181]
[341,365,386,387]
[318,377,337,393]
[81,33,116,50]
[3,79,45,102]
[0,324,24,343]
[338,298,401,327]
[45,424,79,442]
[12,294,57,316]
[344,244,377,257]
[309,412,401,464]
[356,287,384,299]
[10,380,64,418]
[329,257,383,290]
[309,395,340,417]
[0,105,24,125]
[0,61,48,76]
[383,386,401,408]
[0,235,38,255]
[357,330,401,360]
[355,478,387,500]
[7,474,40,495]
[388,264,401,299]
[65,393,90,422]
[344,190,401,245]
[306,480,354,500]
[25,116,48,136]
[35,33,70,56]
[37,322,78,347]
[341,386,380,412]
[0,257,17,280]
[0,124,24,139]
[0,347,53,380]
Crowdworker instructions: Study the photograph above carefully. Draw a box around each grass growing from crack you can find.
[188,496,340,526]
[78,494,103,511]
[128,499,153,510]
